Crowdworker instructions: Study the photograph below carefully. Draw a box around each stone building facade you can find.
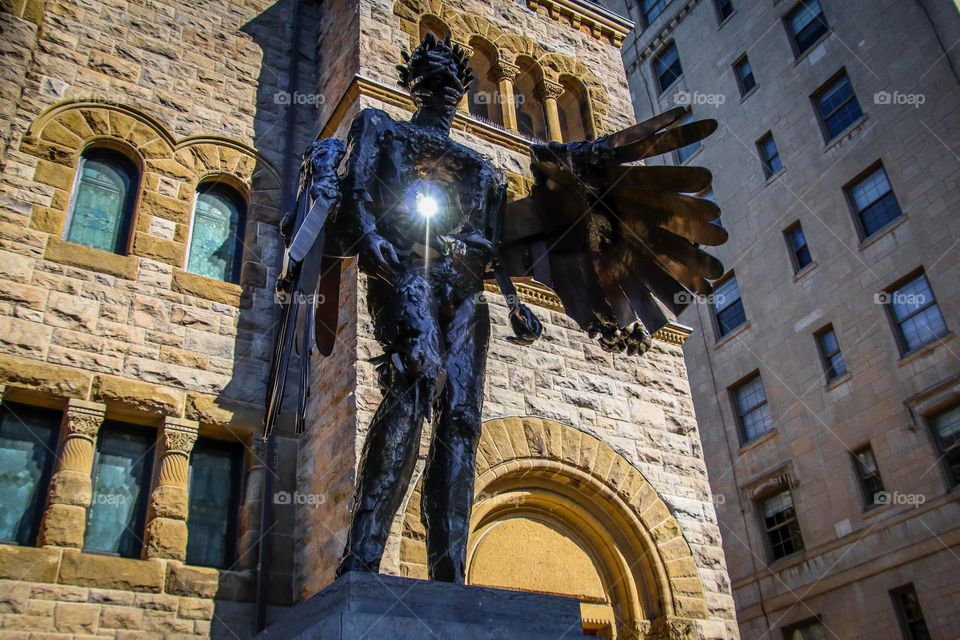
[606,0,960,637]
[0,0,737,638]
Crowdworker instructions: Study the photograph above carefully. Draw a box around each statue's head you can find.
[397,32,473,116]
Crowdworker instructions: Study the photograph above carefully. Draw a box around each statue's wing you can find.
[499,107,725,354]
[264,138,347,437]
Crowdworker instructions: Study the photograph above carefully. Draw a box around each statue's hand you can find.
[507,304,542,346]
[357,232,400,280]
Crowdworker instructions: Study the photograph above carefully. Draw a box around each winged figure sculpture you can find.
[263,33,726,583]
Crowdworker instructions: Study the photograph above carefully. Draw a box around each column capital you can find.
[540,79,565,101]
[493,60,520,82]
[451,40,473,58]
[161,417,199,455]
[63,399,106,439]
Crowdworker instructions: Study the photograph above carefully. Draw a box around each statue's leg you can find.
[422,296,490,583]
[337,271,441,576]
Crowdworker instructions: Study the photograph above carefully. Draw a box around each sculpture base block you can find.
[256,571,588,639]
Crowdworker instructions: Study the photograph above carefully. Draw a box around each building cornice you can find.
[526,0,634,47]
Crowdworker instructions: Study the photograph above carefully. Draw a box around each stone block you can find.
[0,546,59,584]
[100,604,144,630]
[58,551,165,593]
[91,374,184,417]
[143,517,187,561]
[165,563,218,599]
[131,232,183,265]
[39,503,86,547]
[172,269,241,306]
[54,602,99,634]
[45,237,139,280]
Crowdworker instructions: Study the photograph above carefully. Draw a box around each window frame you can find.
[784,0,830,58]
[881,270,949,356]
[782,616,828,640]
[757,486,805,562]
[850,444,885,509]
[733,54,756,97]
[63,145,142,256]
[711,272,747,340]
[641,0,669,28]
[186,437,245,569]
[812,69,864,142]
[757,132,783,179]
[925,403,960,488]
[653,41,683,94]
[890,584,931,640]
[814,324,847,382]
[714,0,735,23]
[185,181,248,284]
[843,162,904,241]
[731,372,774,445]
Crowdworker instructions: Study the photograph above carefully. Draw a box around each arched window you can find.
[65,148,138,254]
[513,59,547,140]
[418,15,450,41]
[186,183,245,283]
[466,41,502,125]
[557,78,592,142]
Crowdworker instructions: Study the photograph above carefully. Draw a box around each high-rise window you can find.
[673,111,702,164]
[813,71,863,141]
[713,274,746,338]
[654,42,683,93]
[733,373,774,443]
[883,272,948,354]
[641,0,668,27]
[786,0,829,55]
[759,488,804,561]
[65,148,139,254]
[846,165,903,238]
[851,445,884,508]
[85,422,155,558]
[733,55,756,96]
[928,405,960,487]
[0,403,61,546]
[757,132,783,178]
[186,183,246,283]
[782,618,828,640]
[784,223,812,272]
[815,325,847,382]
[186,438,243,568]
[891,585,931,640]
[715,0,734,22]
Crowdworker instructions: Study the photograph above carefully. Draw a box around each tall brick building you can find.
[605,0,960,637]
[0,0,738,638]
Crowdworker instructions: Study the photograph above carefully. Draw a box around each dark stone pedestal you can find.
[255,571,589,639]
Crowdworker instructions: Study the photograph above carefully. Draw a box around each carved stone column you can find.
[143,417,198,561]
[38,399,106,548]
[236,436,265,569]
[494,61,520,130]
[541,79,565,142]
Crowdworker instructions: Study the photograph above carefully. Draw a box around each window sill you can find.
[857,215,908,251]
[172,269,243,307]
[792,261,818,282]
[897,332,956,367]
[714,320,751,349]
[738,427,779,453]
[718,11,736,30]
[767,548,807,569]
[792,31,833,67]
[764,167,787,186]
[658,77,683,100]
[825,372,851,391]
[44,237,139,280]
[823,114,869,152]
[739,85,758,103]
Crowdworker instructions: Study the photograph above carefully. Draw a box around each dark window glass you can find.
[815,325,847,381]
[784,223,812,272]
[716,0,734,21]
[714,275,746,337]
[642,0,668,26]
[758,133,783,178]
[674,111,702,164]
[787,0,829,55]
[187,184,246,283]
[734,374,774,443]
[929,405,960,487]
[851,446,884,507]
[891,585,931,640]
[760,489,804,560]
[814,72,863,140]
[734,56,756,96]
[654,42,683,92]
[85,422,155,558]
[782,618,828,640]
[66,149,138,254]
[187,439,243,568]
[848,166,903,237]
[885,273,948,353]
[0,403,61,545]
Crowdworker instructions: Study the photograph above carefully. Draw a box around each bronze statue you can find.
[264,33,725,583]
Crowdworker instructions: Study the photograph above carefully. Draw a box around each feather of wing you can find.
[604,106,687,148]
[612,120,718,163]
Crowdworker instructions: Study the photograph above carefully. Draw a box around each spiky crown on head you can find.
[396,32,475,93]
